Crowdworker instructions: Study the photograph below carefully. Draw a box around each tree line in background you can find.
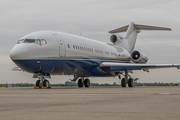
[1,81,180,87]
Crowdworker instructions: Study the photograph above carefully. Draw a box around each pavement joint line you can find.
[0,93,180,95]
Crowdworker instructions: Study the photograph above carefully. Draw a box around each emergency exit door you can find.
[53,34,66,57]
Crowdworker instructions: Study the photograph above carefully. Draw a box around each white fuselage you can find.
[10,31,131,77]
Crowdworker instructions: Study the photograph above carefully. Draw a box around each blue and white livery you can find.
[10,22,180,88]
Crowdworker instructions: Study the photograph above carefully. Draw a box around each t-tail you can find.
[109,22,172,52]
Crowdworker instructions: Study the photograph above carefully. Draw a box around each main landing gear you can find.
[77,78,90,88]
[120,70,134,87]
[36,76,50,88]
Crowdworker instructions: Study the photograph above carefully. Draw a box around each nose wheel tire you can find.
[43,80,50,88]
[128,78,133,87]
[36,80,43,88]
[36,79,50,88]
[36,80,40,87]
[121,78,126,87]
[78,79,83,87]
[84,79,90,87]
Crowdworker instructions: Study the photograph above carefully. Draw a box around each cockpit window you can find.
[35,39,41,45]
[17,39,24,44]
[40,39,47,45]
[24,39,35,43]
[16,39,47,45]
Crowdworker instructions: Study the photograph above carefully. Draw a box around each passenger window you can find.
[67,44,70,48]
[35,39,41,45]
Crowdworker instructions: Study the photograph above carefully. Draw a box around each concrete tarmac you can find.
[0,86,180,120]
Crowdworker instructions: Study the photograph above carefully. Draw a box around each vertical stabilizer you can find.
[124,22,138,52]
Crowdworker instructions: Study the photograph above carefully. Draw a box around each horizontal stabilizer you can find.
[108,24,171,34]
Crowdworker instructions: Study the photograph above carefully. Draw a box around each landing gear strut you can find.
[77,77,90,88]
[36,76,50,88]
[120,70,134,88]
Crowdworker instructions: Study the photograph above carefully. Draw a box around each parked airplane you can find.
[10,22,180,88]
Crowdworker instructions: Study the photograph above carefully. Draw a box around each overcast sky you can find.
[0,0,180,84]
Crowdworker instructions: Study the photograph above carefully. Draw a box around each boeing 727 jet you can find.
[10,22,180,88]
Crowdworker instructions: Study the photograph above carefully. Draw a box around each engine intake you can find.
[130,50,148,64]
[110,35,117,43]
[110,34,124,44]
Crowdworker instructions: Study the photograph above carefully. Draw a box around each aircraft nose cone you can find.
[10,44,30,60]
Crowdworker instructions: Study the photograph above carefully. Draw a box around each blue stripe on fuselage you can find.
[13,57,131,77]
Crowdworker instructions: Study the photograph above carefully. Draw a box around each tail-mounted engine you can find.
[130,50,148,64]
[110,34,124,44]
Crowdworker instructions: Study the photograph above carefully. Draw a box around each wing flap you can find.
[100,62,180,71]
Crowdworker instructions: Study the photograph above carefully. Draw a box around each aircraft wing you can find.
[100,62,180,71]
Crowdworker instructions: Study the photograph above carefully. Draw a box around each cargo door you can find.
[53,34,66,57]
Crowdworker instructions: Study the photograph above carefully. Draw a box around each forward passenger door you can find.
[53,34,66,57]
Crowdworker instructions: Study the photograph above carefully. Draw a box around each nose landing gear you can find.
[36,76,50,88]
